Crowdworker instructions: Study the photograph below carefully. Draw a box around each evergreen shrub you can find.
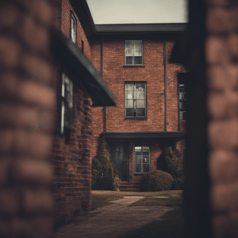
[158,146,185,190]
[140,170,173,191]
[92,134,120,190]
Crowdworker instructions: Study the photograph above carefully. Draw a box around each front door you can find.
[111,144,128,181]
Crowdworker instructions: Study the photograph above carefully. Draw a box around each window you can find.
[178,73,188,131]
[125,82,146,118]
[60,73,73,135]
[70,12,77,43]
[125,40,143,65]
[134,146,150,174]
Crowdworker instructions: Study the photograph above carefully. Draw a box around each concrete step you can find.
[119,182,141,191]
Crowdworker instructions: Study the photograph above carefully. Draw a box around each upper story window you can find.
[70,12,77,43]
[61,73,74,136]
[125,40,143,65]
[178,73,188,131]
[125,82,146,118]
[134,146,150,174]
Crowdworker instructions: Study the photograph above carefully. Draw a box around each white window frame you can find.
[125,40,143,65]
[70,12,77,44]
[124,82,147,118]
[134,146,150,174]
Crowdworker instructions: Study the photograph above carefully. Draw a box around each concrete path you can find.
[54,196,174,238]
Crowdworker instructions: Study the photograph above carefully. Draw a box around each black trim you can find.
[50,29,116,107]
[95,23,187,34]
[164,41,167,132]
[103,132,186,139]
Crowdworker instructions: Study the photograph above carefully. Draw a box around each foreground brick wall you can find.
[49,0,93,225]
[0,0,55,237]
[206,0,238,237]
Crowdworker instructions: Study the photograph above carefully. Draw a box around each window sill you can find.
[124,117,147,120]
[123,64,145,67]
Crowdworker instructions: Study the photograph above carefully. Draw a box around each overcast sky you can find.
[86,0,188,24]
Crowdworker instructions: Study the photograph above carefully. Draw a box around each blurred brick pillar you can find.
[206,0,238,237]
[0,0,55,237]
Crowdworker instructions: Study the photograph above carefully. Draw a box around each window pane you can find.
[136,108,145,117]
[136,100,145,108]
[180,111,187,120]
[134,40,142,56]
[143,147,150,150]
[135,146,142,151]
[126,57,133,64]
[143,156,149,163]
[125,90,133,99]
[126,108,134,117]
[134,56,142,64]
[179,102,187,110]
[125,100,133,108]
[136,89,145,99]
[135,155,142,163]
[143,151,149,156]
[125,40,134,56]
[135,164,141,173]
[125,84,133,91]
[143,164,149,173]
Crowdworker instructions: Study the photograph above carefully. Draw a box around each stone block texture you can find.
[0,0,54,237]
[206,0,238,237]
[49,0,93,225]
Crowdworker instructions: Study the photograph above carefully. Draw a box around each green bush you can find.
[92,134,120,190]
[158,146,185,190]
[140,170,173,191]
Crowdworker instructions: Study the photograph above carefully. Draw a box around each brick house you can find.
[48,0,116,224]
[56,0,186,191]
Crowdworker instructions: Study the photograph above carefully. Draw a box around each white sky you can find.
[86,0,188,24]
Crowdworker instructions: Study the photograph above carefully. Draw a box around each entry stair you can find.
[119,181,141,192]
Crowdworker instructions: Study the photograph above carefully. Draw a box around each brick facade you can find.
[49,0,94,225]
[91,35,185,184]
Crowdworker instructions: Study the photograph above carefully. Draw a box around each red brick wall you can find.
[91,37,183,159]
[49,0,93,225]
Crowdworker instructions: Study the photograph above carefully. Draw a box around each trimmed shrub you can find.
[92,134,120,190]
[158,146,185,190]
[140,170,173,191]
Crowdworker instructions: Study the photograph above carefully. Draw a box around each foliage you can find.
[158,146,185,190]
[92,134,120,190]
[140,170,173,191]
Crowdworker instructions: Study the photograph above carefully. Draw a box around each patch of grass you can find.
[121,207,184,238]
[91,193,124,210]
[131,190,183,206]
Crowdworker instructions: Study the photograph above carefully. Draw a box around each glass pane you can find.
[180,111,187,120]
[61,74,65,97]
[135,146,142,151]
[179,102,187,110]
[61,101,65,134]
[179,92,186,100]
[136,88,145,99]
[134,56,142,64]
[136,108,145,117]
[135,155,142,163]
[143,147,150,150]
[135,164,141,173]
[125,90,133,99]
[134,40,142,56]
[126,108,134,117]
[125,100,133,108]
[143,164,149,173]
[143,151,149,156]
[125,40,134,56]
[136,100,145,108]
[125,84,133,91]
[143,156,149,163]
[126,57,133,64]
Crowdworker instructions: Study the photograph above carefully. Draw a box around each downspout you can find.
[101,35,106,132]
[164,41,167,132]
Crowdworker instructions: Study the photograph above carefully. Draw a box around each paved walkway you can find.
[54,196,174,238]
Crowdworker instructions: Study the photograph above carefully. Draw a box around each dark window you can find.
[134,146,150,174]
[125,82,146,118]
[70,12,77,43]
[81,40,84,54]
[61,73,73,135]
[178,81,187,121]
[125,40,143,65]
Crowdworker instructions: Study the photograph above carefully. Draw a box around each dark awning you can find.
[50,29,116,107]
[103,132,186,139]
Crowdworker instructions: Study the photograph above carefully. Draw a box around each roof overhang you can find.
[103,132,186,139]
[70,0,187,38]
[50,29,116,107]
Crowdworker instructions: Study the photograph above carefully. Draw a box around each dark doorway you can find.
[110,144,128,181]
